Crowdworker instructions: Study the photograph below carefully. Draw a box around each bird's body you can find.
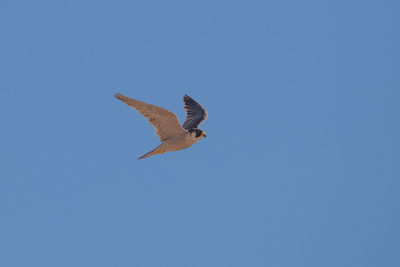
[161,132,197,151]
[114,93,207,159]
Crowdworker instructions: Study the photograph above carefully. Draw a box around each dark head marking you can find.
[189,128,203,138]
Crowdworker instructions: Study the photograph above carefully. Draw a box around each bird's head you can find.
[189,128,207,139]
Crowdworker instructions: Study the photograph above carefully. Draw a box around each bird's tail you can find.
[138,145,165,160]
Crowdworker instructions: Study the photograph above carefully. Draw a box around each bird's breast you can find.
[162,133,197,151]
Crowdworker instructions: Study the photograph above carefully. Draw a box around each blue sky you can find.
[1,0,399,266]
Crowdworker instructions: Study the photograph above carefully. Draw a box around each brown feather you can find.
[115,93,186,141]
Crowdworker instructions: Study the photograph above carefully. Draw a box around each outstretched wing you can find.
[182,95,208,130]
[115,93,186,141]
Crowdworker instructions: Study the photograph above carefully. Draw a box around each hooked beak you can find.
[203,133,207,138]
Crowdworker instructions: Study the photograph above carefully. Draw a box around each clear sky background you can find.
[1,0,399,266]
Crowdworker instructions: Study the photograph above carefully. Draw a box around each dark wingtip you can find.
[114,93,126,102]
[184,95,197,104]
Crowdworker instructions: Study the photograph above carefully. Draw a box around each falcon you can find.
[114,93,208,159]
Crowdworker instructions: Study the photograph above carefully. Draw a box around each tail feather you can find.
[138,145,165,160]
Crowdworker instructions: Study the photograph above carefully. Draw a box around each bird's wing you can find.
[182,95,208,130]
[115,93,186,141]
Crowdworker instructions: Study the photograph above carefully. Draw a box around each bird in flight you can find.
[115,93,208,159]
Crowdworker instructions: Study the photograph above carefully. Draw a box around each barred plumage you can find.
[115,93,208,159]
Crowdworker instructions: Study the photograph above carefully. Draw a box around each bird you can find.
[114,93,208,159]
